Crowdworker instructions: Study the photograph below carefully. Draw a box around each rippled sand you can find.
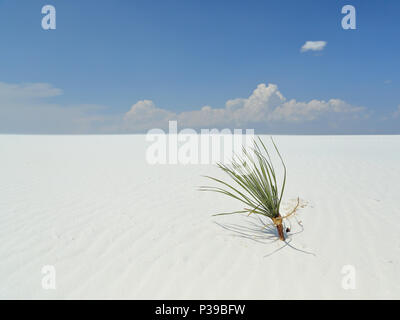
[1,135,399,299]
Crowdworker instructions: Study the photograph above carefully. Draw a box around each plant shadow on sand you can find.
[214,201,315,257]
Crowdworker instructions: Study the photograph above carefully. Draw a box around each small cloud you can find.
[123,99,175,131]
[0,81,113,134]
[300,41,327,53]
[384,80,392,84]
[0,82,63,103]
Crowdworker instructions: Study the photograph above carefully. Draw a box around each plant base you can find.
[276,223,285,241]
[272,214,285,241]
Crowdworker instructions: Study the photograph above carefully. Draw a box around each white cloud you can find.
[124,100,174,131]
[0,81,383,134]
[123,83,365,131]
[272,98,364,121]
[300,41,327,52]
[0,82,113,133]
[0,82,62,104]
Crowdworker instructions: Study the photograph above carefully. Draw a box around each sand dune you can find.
[0,135,399,299]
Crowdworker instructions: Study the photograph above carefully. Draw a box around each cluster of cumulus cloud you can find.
[123,83,364,132]
[1,81,398,134]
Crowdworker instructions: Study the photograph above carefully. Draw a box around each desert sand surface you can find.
[0,135,399,299]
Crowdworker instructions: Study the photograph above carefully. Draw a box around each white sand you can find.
[0,135,399,299]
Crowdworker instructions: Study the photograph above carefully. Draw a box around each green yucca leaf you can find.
[200,136,286,219]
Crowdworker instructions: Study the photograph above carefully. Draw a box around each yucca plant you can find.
[200,137,288,241]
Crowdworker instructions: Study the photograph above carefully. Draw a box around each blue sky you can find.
[0,0,399,133]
